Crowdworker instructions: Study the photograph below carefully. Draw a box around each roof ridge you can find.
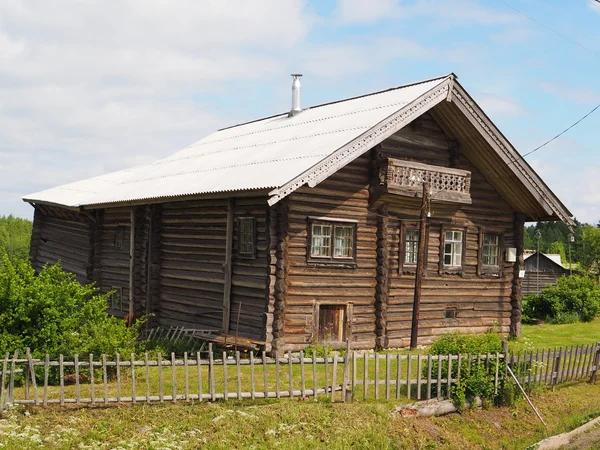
[217,73,453,132]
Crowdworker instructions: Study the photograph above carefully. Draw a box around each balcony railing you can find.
[379,159,471,204]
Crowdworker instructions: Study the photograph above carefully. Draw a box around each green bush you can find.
[0,256,139,359]
[524,275,600,323]
[426,332,509,411]
[0,215,32,261]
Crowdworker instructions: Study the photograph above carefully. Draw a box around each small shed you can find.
[522,252,570,296]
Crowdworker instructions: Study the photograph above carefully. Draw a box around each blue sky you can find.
[1,0,599,222]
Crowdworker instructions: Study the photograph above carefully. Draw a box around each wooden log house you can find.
[522,252,570,296]
[24,74,573,353]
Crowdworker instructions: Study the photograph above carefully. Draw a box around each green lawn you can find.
[519,318,600,349]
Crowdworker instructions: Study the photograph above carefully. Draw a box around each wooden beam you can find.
[410,182,429,350]
[222,198,234,333]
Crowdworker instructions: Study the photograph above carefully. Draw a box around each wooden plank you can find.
[184,352,189,401]
[116,353,121,402]
[494,353,500,395]
[59,354,65,406]
[417,354,422,400]
[407,355,412,400]
[250,351,256,400]
[158,352,164,402]
[275,353,280,399]
[300,351,306,399]
[43,354,49,406]
[8,350,18,404]
[427,354,432,399]
[236,351,242,400]
[128,210,135,318]
[222,352,228,401]
[374,354,379,400]
[385,353,391,400]
[352,351,357,399]
[222,197,234,333]
[0,352,9,409]
[447,355,452,399]
[74,354,80,405]
[209,345,215,401]
[145,353,150,403]
[324,350,329,399]
[197,351,203,402]
[313,353,318,400]
[288,352,294,399]
[396,354,402,399]
[263,351,269,399]
[131,353,137,404]
[436,354,442,400]
[331,353,338,402]
[363,353,368,400]
[26,348,39,405]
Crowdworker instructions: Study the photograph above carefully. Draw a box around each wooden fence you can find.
[0,342,598,409]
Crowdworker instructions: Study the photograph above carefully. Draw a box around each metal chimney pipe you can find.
[290,73,303,117]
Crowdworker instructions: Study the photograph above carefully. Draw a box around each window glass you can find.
[239,218,255,256]
[333,225,354,258]
[310,224,331,257]
[444,230,463,266]
[482,233,499,266]
[404,229,419,264]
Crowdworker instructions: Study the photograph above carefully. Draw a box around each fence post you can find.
[589,342,600,384]
[342,340,351,403]
[552,353,561,390]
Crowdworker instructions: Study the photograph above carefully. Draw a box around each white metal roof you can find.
[524,252,563,266]
[23,75,451,209]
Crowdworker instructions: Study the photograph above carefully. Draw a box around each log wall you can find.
[31,206,91,284]
[96,209,132,317]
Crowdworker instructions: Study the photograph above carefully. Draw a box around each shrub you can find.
[0,215,32,262]
[0,256,139,359]
[524,275,600,323]
[426,331,510,411]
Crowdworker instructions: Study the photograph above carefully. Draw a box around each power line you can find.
[495,0,600,58]
[522,103,600,158]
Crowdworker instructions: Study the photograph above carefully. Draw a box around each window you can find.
[308,219,357,264]
[444,230,463,266]
[404,229,420,264]
[482,233,500,266]
[110,287,123,311]
[444,306,458,319]
[318,305,346,342]
[114,227,125,249]
[238,217,256,257]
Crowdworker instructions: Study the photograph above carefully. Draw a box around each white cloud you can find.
[539,81,600,104]
[477,93,526,117]
[0,0,316,218]
[334,0,521,25]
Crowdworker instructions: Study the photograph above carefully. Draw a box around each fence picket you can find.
[44,354,49,406]
[158,352,163,402]
[494,353,500,395]
[171,352,177,402]
[116,353,121,402]
[426,354,432,400]
[59,354,64,406]
[184,352,189,401]
[250,351,256,400]
[447,355,453,398]
[417,355,422,400]
[145,353,150,403]
[363,353,368,400]
[27,348,38,405]
[312,353,317,400]
[385,353,391,400]
[263,351,269,400]
[353,351,357,399]
[197,351,203,402]
[236,351,242,400]
[331,353,338,402]
[74,354,80,405]
[209,345,215,401]
[275,353,280,400]
[406,355,412,400]
[396,354,401,400]
[0,352,9,409]
[436,354,442,400]
[374,354,379,400]
[132,353,137,404]
[324,350,329,398]
[223,352,228,402]
[300,351,305,399]
[288,352,294,399]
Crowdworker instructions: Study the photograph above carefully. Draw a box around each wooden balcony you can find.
[377,159,471,204]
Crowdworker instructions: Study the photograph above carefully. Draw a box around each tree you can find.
[574,225,600,274]
[547,241,567,265]
[0,215,32,261]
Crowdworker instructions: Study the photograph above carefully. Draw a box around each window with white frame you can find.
[309,219,356,263]
[444,230,463,267]
[482,233,500,266]
[110,286,123,311]
[238,217,255,257]
[404,229,420,264]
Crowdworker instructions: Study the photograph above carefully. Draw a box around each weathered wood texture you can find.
[284,154,378,351]
[31,206,91,284]
[277,110,520,351]
[157,197,269,340]
[522,253,569,296]
[96,209,132,316]
[383,112,517,347]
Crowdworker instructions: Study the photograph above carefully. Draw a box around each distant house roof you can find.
[524,252,562,266]
[23,73,574,226]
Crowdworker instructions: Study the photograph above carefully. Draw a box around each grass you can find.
[518,317,600,349]
[1,380,600,449]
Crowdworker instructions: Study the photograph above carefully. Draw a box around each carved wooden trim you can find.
[267,78,452,206]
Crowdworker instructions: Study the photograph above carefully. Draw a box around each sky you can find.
[1,0,599,223]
